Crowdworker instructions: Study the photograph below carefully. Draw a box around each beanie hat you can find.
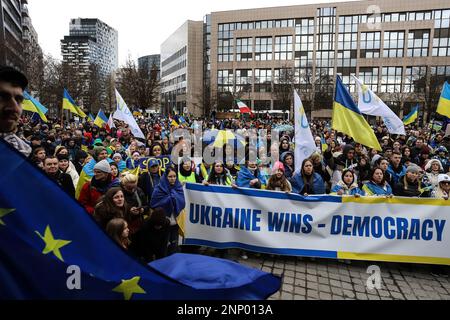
[272,161,285,174]
[112,153,122,160]
[93,146,107,159]
[57,153,69,161]
[406,164,421,174]
[94,160,112,174]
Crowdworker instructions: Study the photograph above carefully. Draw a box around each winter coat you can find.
[290,172,326,195]
[79,177,120,215]
[331,181,365,196]
[362,181,393,196]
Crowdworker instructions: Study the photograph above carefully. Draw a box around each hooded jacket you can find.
[290,171,326,195]
[424,159,444,188]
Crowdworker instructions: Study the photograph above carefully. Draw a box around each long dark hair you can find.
[97,187,128,219]
[105,218,130,249]
[267,171,290,191]
[369,168,386,186]
[207,161,228,184]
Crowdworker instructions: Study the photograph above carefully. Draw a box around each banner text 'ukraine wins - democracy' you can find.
[188,203,446,242]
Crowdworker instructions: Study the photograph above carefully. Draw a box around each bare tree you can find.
[272,66,297,115]
[116,56,160,114]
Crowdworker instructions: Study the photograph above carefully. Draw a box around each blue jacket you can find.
[290,172,326,195]
[236,166,266,189]
[386,164,406,185]
[138,172,162,205]
[331,184,365,196]
[362,181,393,196]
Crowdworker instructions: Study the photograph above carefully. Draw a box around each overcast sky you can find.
[28,0,357,66]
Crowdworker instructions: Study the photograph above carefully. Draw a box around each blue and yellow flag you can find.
[332,76,382,151]
[0,140,280,299]
[22,91,48,122]
[437,82,450,118]
[63,89,87,118]
[403,105,419,125]
[88,113,95,122]
[94,109,108,128]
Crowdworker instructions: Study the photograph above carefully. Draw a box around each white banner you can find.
[294,90,316,170]
[114,89,145,139]
[353,76,406,135]
[183,183,450,265]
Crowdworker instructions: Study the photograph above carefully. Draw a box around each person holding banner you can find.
[362,168,393,197]
[266,161,292,193]
[290,159,326,196]
[178,157,201,184]
[204,160,234,186]
[393,165,430,198]
[236,158,265,189]
[150,167,186,256]
[330,169,364,196]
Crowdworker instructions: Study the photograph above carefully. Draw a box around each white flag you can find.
[294,90,316,171]
[353,76,405,135]
[114,89,145,139]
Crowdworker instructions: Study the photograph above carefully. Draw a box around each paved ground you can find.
[200,248,450,300]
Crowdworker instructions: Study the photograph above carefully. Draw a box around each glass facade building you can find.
[206,0,450,119]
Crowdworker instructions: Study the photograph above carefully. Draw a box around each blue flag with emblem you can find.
[0,140,280,299]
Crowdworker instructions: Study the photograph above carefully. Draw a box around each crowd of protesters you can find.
[2,66,450,264]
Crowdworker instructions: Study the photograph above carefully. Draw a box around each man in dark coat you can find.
[43,156,75,197]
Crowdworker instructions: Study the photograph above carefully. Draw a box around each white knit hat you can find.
[94,160,112,174]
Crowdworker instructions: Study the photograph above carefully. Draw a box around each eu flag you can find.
[0,140,281,299]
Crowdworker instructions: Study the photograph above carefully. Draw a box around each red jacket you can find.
[78,181,103,215]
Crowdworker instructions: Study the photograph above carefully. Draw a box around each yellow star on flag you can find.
[0,208,15,226]
[112,276,146,300]
[35,225,72,262]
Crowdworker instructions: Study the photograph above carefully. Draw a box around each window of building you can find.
[218,38,234,62]
[359,67,379,92]
[404,66,427,93]
[432,10,450,57]
[236,38,253,61]
[383,31,404,58]
[255,37,273,61]
[254,69,272,92]
[254,100,271,112]
[381,66,403,93]
[218,69,234,92]
[360,32,381,58]
[407,30,429,57]
[274,36,293,60]
[235,69,253,93]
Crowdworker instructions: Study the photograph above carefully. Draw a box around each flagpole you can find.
[60,98,64,128]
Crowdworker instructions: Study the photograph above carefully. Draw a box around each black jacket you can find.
[47,171,75,198]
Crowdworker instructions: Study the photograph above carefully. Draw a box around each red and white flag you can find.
[236,99,252,114]
[106,114,115,132]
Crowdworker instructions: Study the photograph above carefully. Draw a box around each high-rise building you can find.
[61,18,118,111]
[160,20,203,117]
[0,0,25,71]
[138,54,160,80]
[21,0,43,91]
[162,0,450,120]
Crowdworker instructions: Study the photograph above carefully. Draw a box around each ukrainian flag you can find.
[22,91,48,122]
[332,76,381,151]
[94,109,108,128]
[437,82,450,118]
[88,113,95,122]
[62,89,86,118]
[403,105,419,125]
